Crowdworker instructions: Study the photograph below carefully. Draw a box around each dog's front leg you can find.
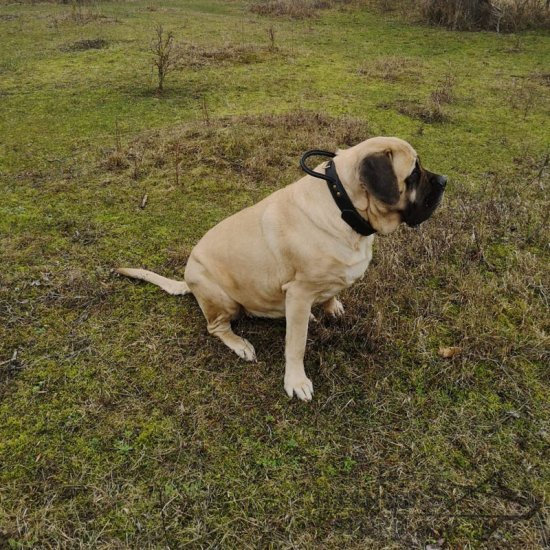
[283,282,316,401]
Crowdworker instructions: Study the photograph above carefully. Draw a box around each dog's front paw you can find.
[324,297,345,318]
[284,374,314,401]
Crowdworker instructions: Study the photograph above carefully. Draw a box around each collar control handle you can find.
[300,150,336,181]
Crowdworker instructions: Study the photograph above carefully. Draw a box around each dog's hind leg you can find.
[206,312,256,362]
[185,259,256,362]
[323,296,345,318]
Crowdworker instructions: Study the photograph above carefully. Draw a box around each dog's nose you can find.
[436,175,448,189]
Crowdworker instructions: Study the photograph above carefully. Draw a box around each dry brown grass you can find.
[377,74,456,123]
[341,161,549,367]
[358,56,425,82]
[420,0,497,30]
[2,1,549,545]
[250,0,353,19]
[102,113,548,547]
[383,97,448,124]
[507,77,541,119]
[103,149,129,171]
[61,38,109,51]
[180,42,273,68]
[103,110,370,186]
[430,73,456,105]
[530,71,550,87]
[3,108,549,547]
[495,0,550,31]
[372,0,550,31]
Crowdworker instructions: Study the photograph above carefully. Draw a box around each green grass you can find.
[1,1,549,547]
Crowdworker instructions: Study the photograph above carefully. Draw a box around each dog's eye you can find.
[406,166,420,187]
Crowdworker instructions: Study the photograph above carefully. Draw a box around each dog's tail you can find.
[115,268,191,296]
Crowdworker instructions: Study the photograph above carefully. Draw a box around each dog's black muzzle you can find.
[403,171,447,227]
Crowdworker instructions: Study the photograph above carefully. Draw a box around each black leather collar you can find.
[300,150,377,237]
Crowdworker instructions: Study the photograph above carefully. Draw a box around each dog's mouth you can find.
[403,171,447,228]
[403,193,444,227]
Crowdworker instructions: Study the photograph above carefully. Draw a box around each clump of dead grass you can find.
[420,0,497,30]
[430,73,456,105]
[494,0,550,32]
[101,111,370,185]
[507,77,542,119]
[381,74,456,123]
[180,42,272,68]
[385,98,448,123]
[250,0,353,19]
[103,149,129,171]
[358,55,425,82]
[371,0,550,31]
[61,38,108,51]
[529,72,550,87]
[49,3,114,26]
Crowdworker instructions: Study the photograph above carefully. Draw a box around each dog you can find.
[117,137,447,401]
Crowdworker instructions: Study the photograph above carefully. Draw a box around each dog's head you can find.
[335,137,447,234]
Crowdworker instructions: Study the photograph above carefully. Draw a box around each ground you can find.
[0,1,549,548]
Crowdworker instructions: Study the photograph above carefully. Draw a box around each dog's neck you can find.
[324,159,376,237]
[332,156,368,211]
[333,154,401,236]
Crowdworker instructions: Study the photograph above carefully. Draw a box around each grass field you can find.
[1,1,549,547]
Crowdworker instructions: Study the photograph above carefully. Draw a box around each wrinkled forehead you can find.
[394,146,418,178]
[360,137,417,176]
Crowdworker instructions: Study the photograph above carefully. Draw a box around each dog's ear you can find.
[359,151,400,205]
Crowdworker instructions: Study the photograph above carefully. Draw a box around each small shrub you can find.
[420,0,496,30]
[150,25,180,95]
[495,0,550,31]
[430,73,456,105]
[267,25,277,52]
[103,150,128,171]
[508,78,539,119]
[68,1,105,24]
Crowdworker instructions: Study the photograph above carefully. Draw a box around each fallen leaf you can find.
[438,346,461,358]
